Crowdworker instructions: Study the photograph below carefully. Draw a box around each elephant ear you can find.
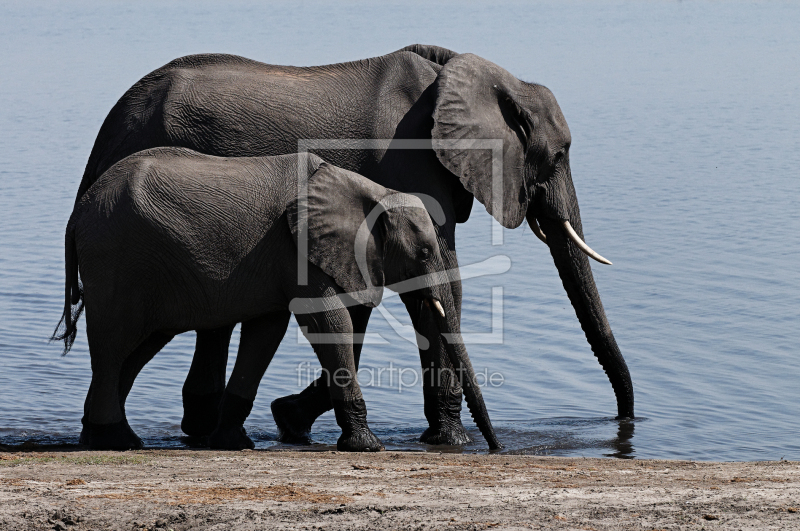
[432,53,530,229]
[286,162,387,308]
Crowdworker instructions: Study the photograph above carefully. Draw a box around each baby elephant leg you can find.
[209,312,290,450]
[294,309,383,452]
[82,333,170,450]
[271,305,372,443]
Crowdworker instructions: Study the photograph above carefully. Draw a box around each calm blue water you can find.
[1,1,799,460]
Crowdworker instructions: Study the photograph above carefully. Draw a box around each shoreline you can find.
[2,450,800,530]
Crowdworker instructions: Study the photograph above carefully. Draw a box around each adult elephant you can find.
[73,44,634,444]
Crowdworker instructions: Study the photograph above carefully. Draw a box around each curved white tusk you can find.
[561,221,612,265]
[529,217,548,244]
[431,299,446,318]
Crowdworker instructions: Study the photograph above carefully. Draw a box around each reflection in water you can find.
[463,417,638,458]
[603,419,635,459]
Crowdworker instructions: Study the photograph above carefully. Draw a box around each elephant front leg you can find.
[208,313,290,450]
[271,305,372,443]
[332,397,382,452]
[402,296,472,446]
[294,308,383,452]
[181,324,235,437]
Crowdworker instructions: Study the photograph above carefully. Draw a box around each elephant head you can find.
[430,52,634,419]
[287,160,502,449]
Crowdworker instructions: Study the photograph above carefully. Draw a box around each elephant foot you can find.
[420,387,472,446]
[209,425,254,450]
[333,398,384,452]
[271,381,333,444]
[419,422,472,446]
[181,390,223,437]
[208,392,255,450]
[271,395,314,444]
[79,418,143,450]
[337,429,384,452]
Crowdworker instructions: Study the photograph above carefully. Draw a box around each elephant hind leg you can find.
[81,329,151,450]
[118,331,174,413]
[209,312,291,450]
[181,324,236,437]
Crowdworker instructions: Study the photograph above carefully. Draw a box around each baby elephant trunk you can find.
[425,292,503,451]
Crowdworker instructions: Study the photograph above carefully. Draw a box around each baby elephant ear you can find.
[286,162,386,307]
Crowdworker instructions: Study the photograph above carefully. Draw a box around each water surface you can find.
[1,1,799,460]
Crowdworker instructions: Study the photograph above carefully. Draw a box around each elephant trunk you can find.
[426,281,502,450]
[530,209,634,419]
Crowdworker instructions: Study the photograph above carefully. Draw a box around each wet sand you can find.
[2,449,799,530]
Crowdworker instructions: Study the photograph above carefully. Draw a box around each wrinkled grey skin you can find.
[53,149,501,452]
[73,44,634,445]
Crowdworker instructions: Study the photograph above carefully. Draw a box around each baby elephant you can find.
[53,148,500,451]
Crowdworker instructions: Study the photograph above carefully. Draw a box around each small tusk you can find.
[431,299,446,318]
[529,217,548,244]
[561,221,612,265]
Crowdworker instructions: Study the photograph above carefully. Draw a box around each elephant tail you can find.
[50,218,83,355]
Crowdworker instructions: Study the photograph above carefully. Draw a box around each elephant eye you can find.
[419,247,431,260]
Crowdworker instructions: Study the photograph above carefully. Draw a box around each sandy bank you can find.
[2,449,799,530]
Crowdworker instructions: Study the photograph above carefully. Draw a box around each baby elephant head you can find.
[287,161,448,308]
